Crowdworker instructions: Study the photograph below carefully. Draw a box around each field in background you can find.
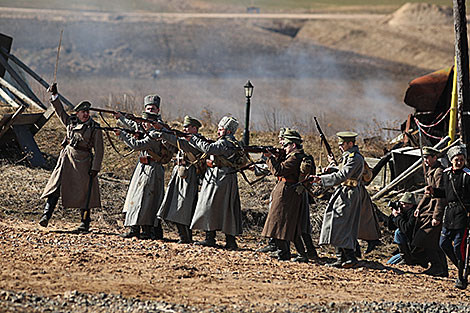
[0,0,453,12]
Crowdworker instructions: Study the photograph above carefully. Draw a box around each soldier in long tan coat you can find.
[39,83,104,232]
[412,146,448,277]
[311,132,364,268]
[261,129,305,261]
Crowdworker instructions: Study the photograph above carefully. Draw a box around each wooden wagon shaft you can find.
[0,105,26,139]
[0,54,45,110]
[0,47,73,108]
[0,76,44,110]
[371,136,452,201]
[0,86,21,108]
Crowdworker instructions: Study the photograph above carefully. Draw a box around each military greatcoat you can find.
[41,98,104,209]
[157,132,205,226]
[261,149,304,242]
[319,145,364,250]
[189,134,242,236]
[357,184,381,241]
[412,161,446,249]
[120,129,165,227]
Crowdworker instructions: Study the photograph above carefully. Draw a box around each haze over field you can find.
[0,1,454,136]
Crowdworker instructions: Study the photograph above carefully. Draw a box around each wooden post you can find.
[453,0,470,145]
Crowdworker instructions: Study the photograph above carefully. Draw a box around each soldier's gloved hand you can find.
[47,83,58,96]
[89,170,98,178]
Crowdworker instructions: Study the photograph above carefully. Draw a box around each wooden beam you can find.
[0,86,20,108]
[0,105,25,139]
[0,47,74,109]
[0,76,45,111]
[0,54,46,109]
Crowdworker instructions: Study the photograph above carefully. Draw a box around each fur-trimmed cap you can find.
[218,116,239,133]
[447,145,467,161]
[143,94,161,108]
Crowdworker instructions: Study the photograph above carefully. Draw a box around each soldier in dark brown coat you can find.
[39,83,104,232]
[261,129,305,261]
[413,146,448,277]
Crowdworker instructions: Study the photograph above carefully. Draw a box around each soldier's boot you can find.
[342,248,358,269]
[272,239,291,261]
[302,233,318,260]
[292,236,308,263]
[354,240,362,259]
[455,261,468,290]
[365,239,381,254]
[153,220,164,240]
[39,195,59,227]
[176,223,192,244]
[327,247,345,268]
[224,234,238,250]
[397,244,414,265]
[256,238,277,253]
[423,249,448,277]
[119,225,140,238]
[77,209,91,233]
[140,226,153,240]
[195,231,216,247]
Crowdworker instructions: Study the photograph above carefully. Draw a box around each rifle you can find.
[90,107,190,138]
[241,145,284,156]
[314,117,337,166]
[95,126,144,137]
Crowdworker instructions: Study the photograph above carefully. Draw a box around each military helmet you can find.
[283,128,302,144]
[337,131,358,144]
[143,94,161,108]
[73,100,91,112]
[183,115,202,128]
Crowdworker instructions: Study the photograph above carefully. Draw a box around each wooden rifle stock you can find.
[314,117,337,166]
[242,145,283,155]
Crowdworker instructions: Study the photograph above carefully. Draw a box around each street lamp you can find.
[243,80,254,146]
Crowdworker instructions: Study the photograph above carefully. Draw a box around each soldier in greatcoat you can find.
[39,83,104,232]
[311,132,364,268]
[412,146,448,277]
[187,116,244,250]
[261,129,306,261]
[114,110,169,240]
[156,116,206,243]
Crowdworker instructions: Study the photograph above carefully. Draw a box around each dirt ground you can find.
[1,2,469,312]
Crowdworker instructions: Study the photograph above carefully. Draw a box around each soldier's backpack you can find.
[362,160,373,183]
[297,153,317,196]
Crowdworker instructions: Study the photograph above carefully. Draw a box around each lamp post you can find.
[243,80,254,146]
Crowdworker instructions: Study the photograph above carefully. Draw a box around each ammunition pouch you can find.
[342,178,359,187]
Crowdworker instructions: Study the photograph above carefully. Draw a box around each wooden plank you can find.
[0,105,26,140]
[30,105,55,135]
[0,54,46,109]
[0,47,74,109]
[0,33,12,78]
[0,76,44,111]
[0,86,20,108]
[12,124,46,167]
